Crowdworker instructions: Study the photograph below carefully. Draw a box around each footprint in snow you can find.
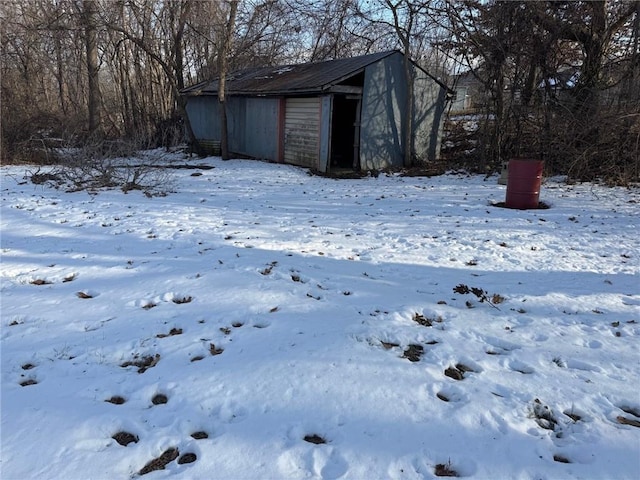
[402,344,424,362]
[435,384,468,404]
[156,327,183,338]
[564,358,602,372]
[278,434,348,480]
[504,358,535,374]
[138,447,179,475]
[105,395,126,405]
[137,299,158,310]
[303,433,327,444]
[444,362,480,380]
[170,294,193,304]
[151,393,169,405]
[252,321,270,329]
[112,431,138,446]
[562,408,586,423]
[482,335,521,355]
[553,454,572,464]
[616,405,640,428]
[76,291,96,299]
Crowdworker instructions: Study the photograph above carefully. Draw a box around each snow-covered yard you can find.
[1,156,639,479]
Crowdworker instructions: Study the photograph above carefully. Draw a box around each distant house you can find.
[449,70,486,114]
[181,50,451,172]
[538,67,580,105]
[541,63,638,107]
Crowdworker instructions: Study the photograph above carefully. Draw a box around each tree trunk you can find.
[83,0,102,138]
[218,0,239,161]
[573,2,606,117]
[54,31,67,116]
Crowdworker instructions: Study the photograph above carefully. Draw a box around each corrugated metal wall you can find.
[244,98,279,160]
[359,51,447,170]
[412,73,448,163]
[186,96,279,160]
[186,97,220,141]
[359,53,405,170]
[284,97,320,168]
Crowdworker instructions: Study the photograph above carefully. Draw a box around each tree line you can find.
[1,1,638,183]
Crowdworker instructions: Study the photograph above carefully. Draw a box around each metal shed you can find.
[182,50,450,172]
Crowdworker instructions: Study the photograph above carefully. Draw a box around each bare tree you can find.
[82,0,102,138]
[232,0,298,67]
[281,0,376,63]
[442,0,638,182]
[101,0,200,151]
[218,0,238,161]
[1,0,88,159]
[3,0,634,182]
[532,1,636,116]
[355,0,446,166]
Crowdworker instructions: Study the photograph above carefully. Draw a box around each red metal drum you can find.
[505,159,544,209]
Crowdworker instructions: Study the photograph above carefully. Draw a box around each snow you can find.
[1,154,639,480]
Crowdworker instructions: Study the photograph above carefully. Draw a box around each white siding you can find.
[284,98,320,168]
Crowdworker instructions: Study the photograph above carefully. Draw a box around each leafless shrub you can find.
[434,460,458,477]
[453,284,502,310]
[28,136,176,196]
[120,353,160,374]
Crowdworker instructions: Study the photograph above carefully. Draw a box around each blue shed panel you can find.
[412,68,448,163]
[318,96,332,172]
[359,51,448,170]
[186,96,220,140]
[359,52,407,170]
[186,96,279,161]
[243,98,279,160]
[227,98,246,154]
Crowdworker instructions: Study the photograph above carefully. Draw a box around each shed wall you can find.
[412,70,448,163]
[243,98,279,160]
[186,96,220,141]
[227,98,246,154]
[186,96,279,160]
[359,53,406,170]
[359,51,447,170]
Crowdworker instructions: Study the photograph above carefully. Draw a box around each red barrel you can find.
[505,159,544,209]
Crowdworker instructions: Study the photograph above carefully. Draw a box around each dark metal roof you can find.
[183,50,402,96]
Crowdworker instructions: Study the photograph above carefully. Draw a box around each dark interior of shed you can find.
[330,95,359,170]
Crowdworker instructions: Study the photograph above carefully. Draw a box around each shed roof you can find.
[182,50,447,97]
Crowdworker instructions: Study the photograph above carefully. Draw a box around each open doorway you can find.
[330,95,361,171]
